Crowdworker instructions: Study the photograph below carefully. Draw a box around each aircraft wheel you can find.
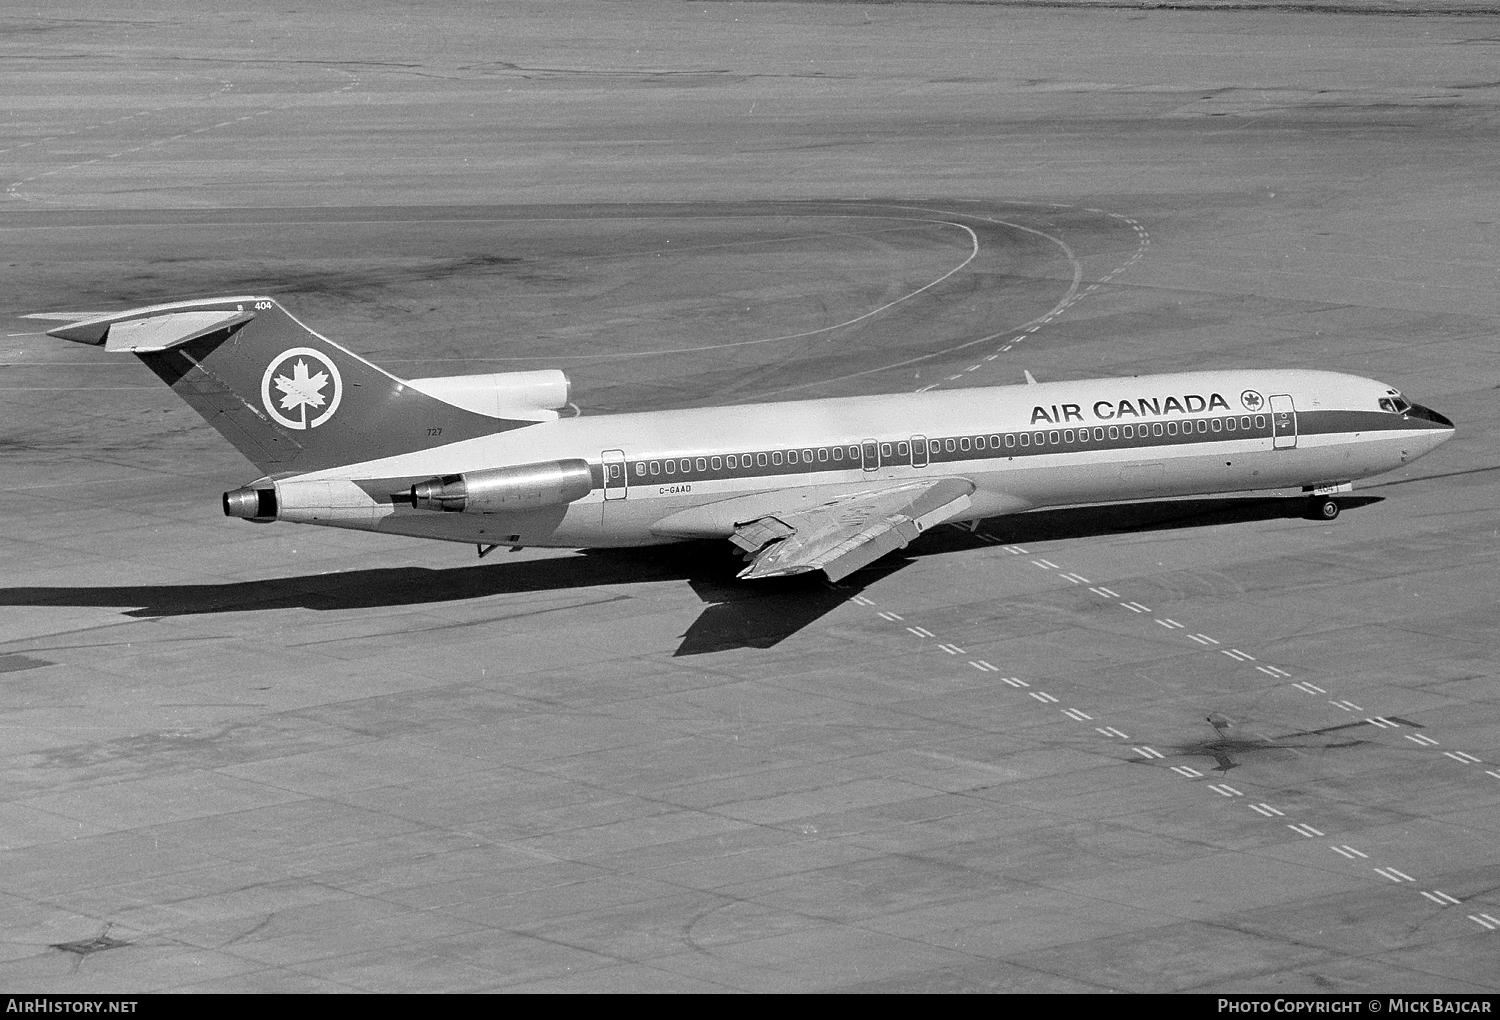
[1310,497,1340,521]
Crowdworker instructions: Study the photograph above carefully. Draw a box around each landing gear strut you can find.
[1308,496,1340,521]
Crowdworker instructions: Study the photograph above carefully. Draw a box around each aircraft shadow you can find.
[1,494,1378,656]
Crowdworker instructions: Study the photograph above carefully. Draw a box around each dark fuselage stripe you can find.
[592,408,1435,489]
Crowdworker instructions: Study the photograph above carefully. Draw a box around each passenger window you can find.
[1005,434,1016,448]
[1019,433,1030,447]
[1108,426,1119,440]
[757,452,768,467]
[1049,431,1059,444]
[696,457,707,472]
[1077,429,1087,443]
[1240,416,1251,430]
[989,434,1000,447]
[1033,432,1045,445]
[897,441,909,457]
[1226,418,1236,432]
[945,439,956,453]
[787,450,798,465]
[930,440,941,454]
[711,456,721,470]
[1211,419,1222,432]
[880,443,892,458]
[802,449,812,462]
[772,451,783,465]
[1166,422,1177,436]
[727,455,737,469]
[1064,429,1074,443]
[832,447,843,461]
[818,448,829,462]
[1197,420,1208,433]
[665,460,676,474]
[1255,415,1265,429]
[1152,423,1163,437]
[650,461,660,475]
[635,462,646,476]
[1122,425,1134,439]
[959,437,970,452]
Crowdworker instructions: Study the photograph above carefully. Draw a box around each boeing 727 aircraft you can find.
[46,296,1455,581]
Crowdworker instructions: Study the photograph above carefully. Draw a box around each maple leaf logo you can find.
[273,359,329,427]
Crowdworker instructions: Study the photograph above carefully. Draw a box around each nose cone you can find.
[1407,403,1454,430]
[1407,403,1456,447]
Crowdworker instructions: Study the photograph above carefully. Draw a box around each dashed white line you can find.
[1062,708,1093,722]
[1330,700,1363,712]
[1002,545,1027,555]
[878,611,904,622]
[937,643,965,655]
[1250,803,1285,817]
[1031,559,1058,570]
[907,626,935,638]
[1133,746,1165,760]
[1374,867,1414,883]
[1088,586,1120,598]
[1405,733,1439,746]
[969,660,999,672]
[1292,681,1326,694]
[1059,572,1089,584]
[1171,765,1203,778]
[1366,717,1400,729]
[1221,648,1256,662]
[1030,691,1059,704]
[1157,618,1184,629]
[1208,783,1243,797]
[999,676,1029,688]
[1445,751,1482,763]
[1096,726,1129,739]
[1288,823,1324,838]
[1121,602,1150,614]
[1469,914,1499,930]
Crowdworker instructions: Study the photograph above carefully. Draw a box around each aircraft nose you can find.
[1407,403,1454,430]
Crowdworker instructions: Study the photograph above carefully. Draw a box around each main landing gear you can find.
[1307,496,1340,520]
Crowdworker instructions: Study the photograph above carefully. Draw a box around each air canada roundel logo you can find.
[1240,389,1264,412]
[261,348,343,430]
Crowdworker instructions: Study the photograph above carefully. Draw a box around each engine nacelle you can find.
[405,370,570,421]
[410,459,593,513]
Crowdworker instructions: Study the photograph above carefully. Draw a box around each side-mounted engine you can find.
[410,460,593,513]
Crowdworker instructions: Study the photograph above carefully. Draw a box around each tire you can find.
[1311,497,1340,520]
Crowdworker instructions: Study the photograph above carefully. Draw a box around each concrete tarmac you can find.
[2,0,1498,992]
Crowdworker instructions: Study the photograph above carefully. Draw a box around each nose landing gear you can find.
[1308,496,1340,521]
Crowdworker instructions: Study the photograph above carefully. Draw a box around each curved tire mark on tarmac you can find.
[480,215,982,361]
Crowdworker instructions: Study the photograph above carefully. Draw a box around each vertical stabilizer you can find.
[49,297,530,475]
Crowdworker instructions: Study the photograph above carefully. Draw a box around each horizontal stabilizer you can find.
[46,298,260,351]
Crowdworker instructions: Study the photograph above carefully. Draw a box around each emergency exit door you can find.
[1269,394,1297,449]
[601,449,628,499]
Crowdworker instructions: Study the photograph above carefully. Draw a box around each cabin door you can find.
[1269,395,1297,449]
[601,449,629,499]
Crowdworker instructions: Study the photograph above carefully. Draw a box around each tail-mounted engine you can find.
[410,459,593,513]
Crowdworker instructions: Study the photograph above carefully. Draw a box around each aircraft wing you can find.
[730,477,976,582]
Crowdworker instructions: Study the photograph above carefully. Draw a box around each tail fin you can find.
[49,296,531,475]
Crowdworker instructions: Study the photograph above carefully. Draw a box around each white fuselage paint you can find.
[276,369,1452,549]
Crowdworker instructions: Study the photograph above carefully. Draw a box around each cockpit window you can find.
[1379,395,1412,414]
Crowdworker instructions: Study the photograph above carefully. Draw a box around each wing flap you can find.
[735,476,976,581]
